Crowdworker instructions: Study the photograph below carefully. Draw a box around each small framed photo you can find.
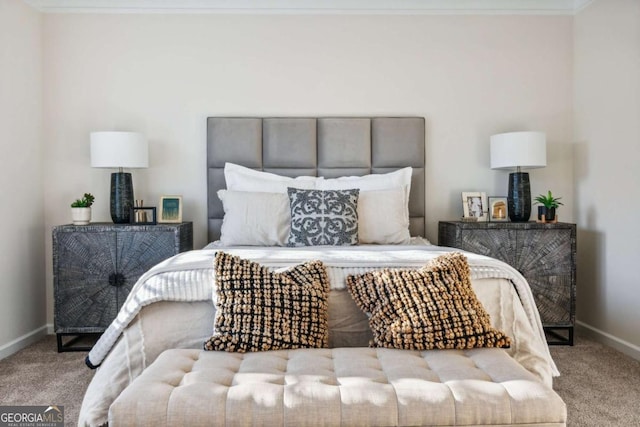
[130,207,157,225]
[158,195,183,223]
[488,196,509,222]
[462,192,488,221]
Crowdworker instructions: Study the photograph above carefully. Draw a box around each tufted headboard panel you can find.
[207,117,425,243]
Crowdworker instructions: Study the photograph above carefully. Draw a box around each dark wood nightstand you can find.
[438,221,576,345]
[52,222,193,351]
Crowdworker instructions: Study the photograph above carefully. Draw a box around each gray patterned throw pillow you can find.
[287,188,359,246]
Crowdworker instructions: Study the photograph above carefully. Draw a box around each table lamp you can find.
[490,131,546,222]
[90,131,148,223]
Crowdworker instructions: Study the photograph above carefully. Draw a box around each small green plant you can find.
[534,190,563,209]
[71,193,95,208]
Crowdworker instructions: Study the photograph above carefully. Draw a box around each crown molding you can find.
[22,0,591,15]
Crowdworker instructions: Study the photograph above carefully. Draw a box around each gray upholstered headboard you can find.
[207,117,425,243]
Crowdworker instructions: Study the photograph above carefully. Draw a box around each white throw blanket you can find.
[86,245,557,377]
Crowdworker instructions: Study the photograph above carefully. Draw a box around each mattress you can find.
[109,347,566,426]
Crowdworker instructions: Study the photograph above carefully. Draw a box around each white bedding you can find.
[79,243,558,427]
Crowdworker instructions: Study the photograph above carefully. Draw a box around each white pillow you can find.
[316,167,412,194]
[218,190,290,246]
[358,189,411,244]
[224,162,317,193]
[317,167,412,242]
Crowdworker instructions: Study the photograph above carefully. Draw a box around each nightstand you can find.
[438,221,576,345]
[52,222,193,352]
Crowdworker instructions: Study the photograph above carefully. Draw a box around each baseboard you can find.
[576,321,640,361]
[0,325,49,361]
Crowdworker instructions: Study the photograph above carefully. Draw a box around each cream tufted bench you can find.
[108,347,566,426]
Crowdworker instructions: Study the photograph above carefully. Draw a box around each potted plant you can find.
[71,193,95,225]
[534,190,563,222]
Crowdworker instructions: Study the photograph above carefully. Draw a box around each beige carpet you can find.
[0,335,94,426]
[0,333,639,426]
[549,336,640,426]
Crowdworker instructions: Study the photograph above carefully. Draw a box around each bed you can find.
[78,117,566,426]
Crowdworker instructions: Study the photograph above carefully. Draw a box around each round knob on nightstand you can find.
[108,273,126,287]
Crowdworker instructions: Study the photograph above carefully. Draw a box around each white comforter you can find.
[80,244,558,427]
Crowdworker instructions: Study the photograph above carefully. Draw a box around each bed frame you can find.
[206,117,425,243]
[79,117,567,426]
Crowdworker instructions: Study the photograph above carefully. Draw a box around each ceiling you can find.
[24,0,595,15]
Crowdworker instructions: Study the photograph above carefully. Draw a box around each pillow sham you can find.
[224,162,317,193]
[316,167,412,193]
[358,189,410,244]
[346,252,511,350]
[204,252,330,352]
[317,167,412,243]
[218,190,290,246]
[287,188,359,247]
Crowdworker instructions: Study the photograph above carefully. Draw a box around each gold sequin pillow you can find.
[346,252,511,350]
[204,252,330,353]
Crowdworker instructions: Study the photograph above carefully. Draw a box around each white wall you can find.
[41,13,574,325]
[0,0,46,358]
[574,0,640,356]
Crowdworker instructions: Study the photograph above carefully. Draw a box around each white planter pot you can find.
[71,207,91,225]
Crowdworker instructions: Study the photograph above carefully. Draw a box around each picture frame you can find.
[130,207,157,225]
[488,196,509,222]
[461,192,488,221]
[158,195,183,223]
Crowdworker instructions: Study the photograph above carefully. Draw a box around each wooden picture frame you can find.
[488,196,509,222]
[158,195,183,223]
[461,192,487,221]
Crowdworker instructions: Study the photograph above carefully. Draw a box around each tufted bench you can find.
[108,347,566,426]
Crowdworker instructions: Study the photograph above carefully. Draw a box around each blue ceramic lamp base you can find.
[111,172,134,224]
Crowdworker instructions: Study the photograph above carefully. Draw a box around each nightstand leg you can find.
[544,326,574,346]
[56,333,100,352]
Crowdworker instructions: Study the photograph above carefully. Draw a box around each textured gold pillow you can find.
[204,252,330,353]
[346,252,511,350]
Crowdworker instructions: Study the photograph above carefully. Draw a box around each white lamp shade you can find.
[490,131,546,170]
[90,131,148,168]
